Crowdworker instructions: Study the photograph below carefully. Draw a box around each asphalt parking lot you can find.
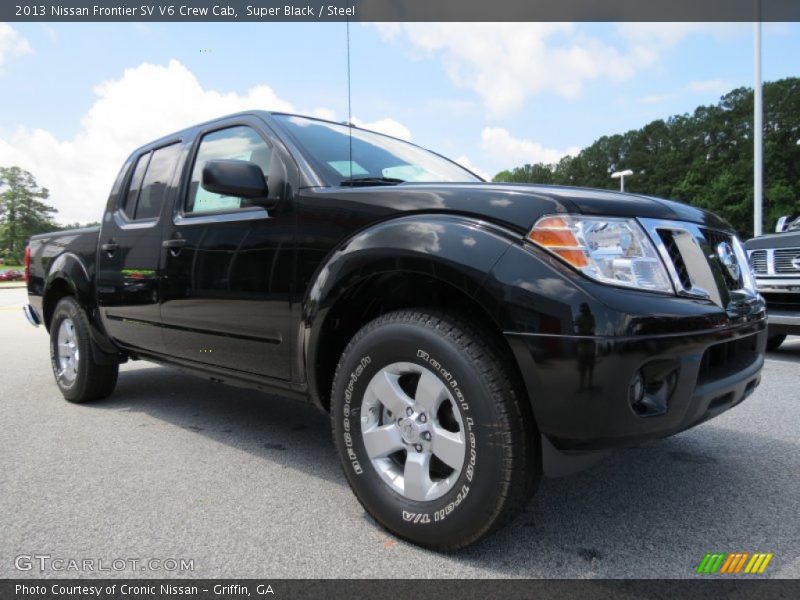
[1,286,798,579]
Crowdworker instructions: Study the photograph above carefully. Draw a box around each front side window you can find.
[187,126,272,214]
[273,114,481,185]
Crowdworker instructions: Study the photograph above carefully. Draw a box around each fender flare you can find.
[300,214,519,404]
[44,252,122,362]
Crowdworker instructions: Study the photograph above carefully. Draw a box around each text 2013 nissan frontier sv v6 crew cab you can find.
[23,112,767,549]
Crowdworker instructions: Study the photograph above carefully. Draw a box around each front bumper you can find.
[506,318,767,453]
[755,279,800,335]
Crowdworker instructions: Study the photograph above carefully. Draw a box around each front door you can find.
[159,122,295,379]
[96,141,183,353]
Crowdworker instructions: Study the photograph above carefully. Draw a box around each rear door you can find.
[97,141,184,353]
[159,119,296,379]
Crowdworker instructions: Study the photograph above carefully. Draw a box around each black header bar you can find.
[3,0,800,23]
[2,579,800,600]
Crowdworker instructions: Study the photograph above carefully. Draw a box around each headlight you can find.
[528,215,674,293]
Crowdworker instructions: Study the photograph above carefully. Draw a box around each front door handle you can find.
[101,242,119,257]
[162,238,187,257]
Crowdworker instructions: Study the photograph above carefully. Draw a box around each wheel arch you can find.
[43,253,123,362]
[300,214,524,412]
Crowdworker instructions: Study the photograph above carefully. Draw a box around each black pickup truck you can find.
[745,216,800,350]
[24,112,766,550]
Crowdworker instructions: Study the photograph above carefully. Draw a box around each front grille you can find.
[702,229,744,290]
[774,248,800,274]
[657,230,692,289]
[749,249,768,274]
[761,292,800,311]
[643,218,751,302]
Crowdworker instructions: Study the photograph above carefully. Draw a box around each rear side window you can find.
[122,154,150,218]
[186,126,272,214]
[122,143,181,221]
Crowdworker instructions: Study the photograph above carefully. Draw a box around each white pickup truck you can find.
[746,216,800,350]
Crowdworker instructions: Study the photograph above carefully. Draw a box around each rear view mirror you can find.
[202,159,268,199]
[775,216,791,233]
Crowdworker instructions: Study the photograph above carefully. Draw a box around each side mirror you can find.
[202,159,268,199]
[775,216,790,233]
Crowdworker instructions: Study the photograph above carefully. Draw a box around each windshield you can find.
[273,115,481,185]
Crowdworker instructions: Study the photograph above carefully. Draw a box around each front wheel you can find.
[50,296,119,403]
[331,310,538,550]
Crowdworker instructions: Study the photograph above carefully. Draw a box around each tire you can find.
[331,309,538,550]
[49,296,119,403]
[766,334,786,352]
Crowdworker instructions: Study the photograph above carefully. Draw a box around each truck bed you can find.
[27,226,100,314]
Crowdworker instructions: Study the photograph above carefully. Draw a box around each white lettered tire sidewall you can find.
[332,316,518,549]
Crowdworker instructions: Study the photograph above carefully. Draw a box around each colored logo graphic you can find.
[696,552,774,575]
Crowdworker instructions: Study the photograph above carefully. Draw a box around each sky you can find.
[0,21,798,223]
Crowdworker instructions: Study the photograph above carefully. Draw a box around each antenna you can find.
[346,18,353,179]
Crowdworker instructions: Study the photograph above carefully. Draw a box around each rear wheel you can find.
[766,334,786,352]
[50,297,118,403]
[331,310,538,550]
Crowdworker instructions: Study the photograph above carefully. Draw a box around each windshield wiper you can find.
[339,177,405,187]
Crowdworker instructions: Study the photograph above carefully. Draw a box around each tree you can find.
[0,166,58,263]
[492,78,800,237]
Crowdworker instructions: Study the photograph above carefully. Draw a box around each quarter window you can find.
[187,126,272,214]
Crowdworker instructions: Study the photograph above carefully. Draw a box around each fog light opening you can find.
[629,361,679,417]
[629,371,645,407]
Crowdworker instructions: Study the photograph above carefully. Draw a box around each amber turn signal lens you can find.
[527,216,589,268]
[552,248,589,268]
[528,228,578,247]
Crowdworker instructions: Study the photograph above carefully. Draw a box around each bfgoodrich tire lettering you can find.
[49,296,118,403]
[331,310,538,550]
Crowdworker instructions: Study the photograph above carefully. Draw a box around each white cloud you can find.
[453,155,490,181]
[311,107,337,121]
[372,23,649,116]
[688,79,729,94]
[302,110,414,141]
[481,127,579,167]
[372,23,750,117]
[351,117,412,141]
[0,60,295,223]
[0,23,32,70]
[0,59,411,223]
[615,22,746,46]
[637,93,674,104]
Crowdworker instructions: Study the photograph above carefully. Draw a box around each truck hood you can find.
[745,230,800,250]
[320,182,734,234]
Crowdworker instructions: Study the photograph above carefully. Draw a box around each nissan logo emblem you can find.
[716,241,741,281]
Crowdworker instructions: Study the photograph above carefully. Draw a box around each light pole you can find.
[611,169,633,192]
[754,16,763,236]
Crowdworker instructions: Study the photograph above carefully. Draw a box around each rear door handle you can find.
[101,242,119,256]
[162,238,187,256]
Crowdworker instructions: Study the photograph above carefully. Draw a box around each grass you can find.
[0,263,23,270]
